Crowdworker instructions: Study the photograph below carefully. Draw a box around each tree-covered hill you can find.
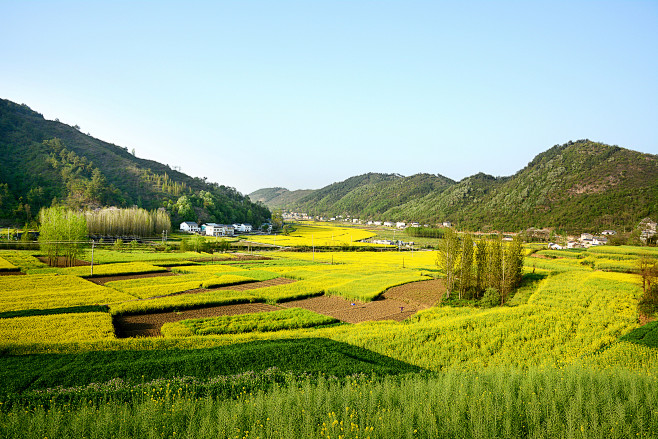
[248,187,314,210]
[0,98,269,228]
[292,172,455,218]
[254,140,657,233]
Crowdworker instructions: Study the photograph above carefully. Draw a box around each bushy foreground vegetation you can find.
[1,367,655,439]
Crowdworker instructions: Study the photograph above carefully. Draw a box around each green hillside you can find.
[0,98,270,228]
[292,172,455,218]
[256,140,658,233]
[248,187,314,210]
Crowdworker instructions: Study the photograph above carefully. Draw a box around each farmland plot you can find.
[0,275,133,313]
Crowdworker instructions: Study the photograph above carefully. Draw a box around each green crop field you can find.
[162,308,339,337]
[0,240,657,438]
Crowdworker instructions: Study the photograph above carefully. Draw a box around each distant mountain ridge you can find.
[248,187,314,210]
[251,140,658,233]
[0,98,270,227]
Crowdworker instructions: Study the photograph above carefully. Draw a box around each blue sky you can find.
[2,1,656,195]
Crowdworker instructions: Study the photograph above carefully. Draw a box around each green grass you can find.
[0,339,421,395]
[161,308,339,337]
[620,320,658,348]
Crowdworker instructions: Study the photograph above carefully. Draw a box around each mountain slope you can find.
[248,187,314,210]
[0,98,270,227]
[253,140,657,233]
[292,172,455,218]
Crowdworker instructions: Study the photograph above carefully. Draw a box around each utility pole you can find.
[90,240,95,277]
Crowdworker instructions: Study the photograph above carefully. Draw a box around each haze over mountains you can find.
[251,140,658,234]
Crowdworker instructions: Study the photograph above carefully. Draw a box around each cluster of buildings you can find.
[179,221,258,237]
[548,231,615,249]
[282,212,452,229]
[639,218,657,243]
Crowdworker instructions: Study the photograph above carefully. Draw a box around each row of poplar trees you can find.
[437,230,524,304]
[85,207,171,238]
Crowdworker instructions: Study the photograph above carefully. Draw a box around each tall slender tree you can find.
[475,239,487,298]
[459,234,474,299]
[437,229,460,297]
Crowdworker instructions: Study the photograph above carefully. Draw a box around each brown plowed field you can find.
[37,256,90,267]
[112,277,445,337]
[88,271,175,285]
[382,278,445,307]
[114,303,281,338]
[215,277,295,291]
[280,278,446,324]
[0,270,24,276]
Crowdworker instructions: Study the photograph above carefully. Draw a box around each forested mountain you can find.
[254,141,658,233]
[248,187,314,210]
[293,173,455,218]
[0,98,270,228]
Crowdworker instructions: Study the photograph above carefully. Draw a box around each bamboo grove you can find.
[437,230,524,303]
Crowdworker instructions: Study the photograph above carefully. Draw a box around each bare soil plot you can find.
[280,279,446,324]
[279,295,417,323]
[114,303,281,338]
[214,277,295,291]
[37,256,90,267]
[0,271,24,276]
[87,270,176,285]
[383,278,445,307]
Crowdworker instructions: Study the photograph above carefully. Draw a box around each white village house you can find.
[204,223,234,237]
[179,221,200,233]
[396,222,406,229]
[232,223,253,233]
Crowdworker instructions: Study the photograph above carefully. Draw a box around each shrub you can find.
[638,285,658,318]
[480,287,501,308]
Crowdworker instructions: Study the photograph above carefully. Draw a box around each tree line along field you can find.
[0,230,657,438]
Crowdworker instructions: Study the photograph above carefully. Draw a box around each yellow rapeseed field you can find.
[0,312,115,344]
[0,274,134,312]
